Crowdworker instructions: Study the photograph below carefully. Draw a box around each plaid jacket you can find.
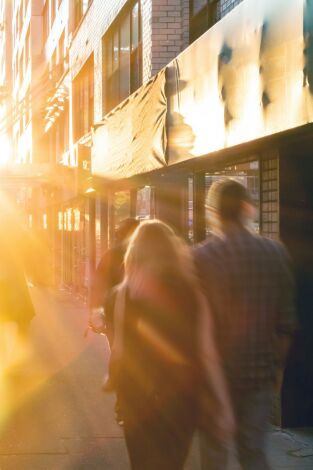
[194,227,297,389]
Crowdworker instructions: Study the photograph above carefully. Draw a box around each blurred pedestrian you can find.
[89,217,139,338]
[0,214,35,380]
[0,216,35,334]
[88,218,139,424]
[105,220,234,470]
[194,179,297,470]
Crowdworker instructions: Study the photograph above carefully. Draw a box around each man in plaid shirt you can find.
[194,179,297,470]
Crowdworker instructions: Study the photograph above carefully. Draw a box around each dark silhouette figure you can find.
[105,220,234,470]
[0,223,35,334]
[89,217,139,321]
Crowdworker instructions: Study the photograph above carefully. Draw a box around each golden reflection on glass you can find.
[43,213,48,230]
[74,209,80,232]
[66,208,72,232]
[58,211,63,230]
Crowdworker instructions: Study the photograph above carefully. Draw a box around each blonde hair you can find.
[124,220,197,288]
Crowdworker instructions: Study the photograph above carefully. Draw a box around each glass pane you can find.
[113,31,119,72]
[120,14,130,100]
[187,177,194,243]
[136,186,154,220]
[95,198,102,265]
[205,161,260,236]
[114,191,131,229]
[130,47,141,92]
[131,2,139,51]
[192,0,207,16]
[106,36,112,77]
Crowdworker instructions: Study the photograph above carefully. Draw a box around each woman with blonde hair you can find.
[105,220,234,470]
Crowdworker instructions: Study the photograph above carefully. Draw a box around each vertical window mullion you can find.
[118,25,121,103]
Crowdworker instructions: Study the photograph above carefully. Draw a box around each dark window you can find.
[103,1,142,115]
[189,0,219,44]
[73,54,94,141]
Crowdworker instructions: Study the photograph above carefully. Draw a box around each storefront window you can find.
[95,198,102,265]
[187,176,194,243]
[43,213,48,230]
[192,0,207,15]
[205,160,260,235]
[114,191,131,229]
[136,186,155,220]
[74,209,80,232]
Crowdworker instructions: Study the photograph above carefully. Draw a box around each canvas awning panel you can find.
[167,0,313,165]
[92,70,167,179]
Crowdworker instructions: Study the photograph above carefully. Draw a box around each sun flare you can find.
[0,133,12,166]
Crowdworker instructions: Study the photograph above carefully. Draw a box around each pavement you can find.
[0,287,311,469]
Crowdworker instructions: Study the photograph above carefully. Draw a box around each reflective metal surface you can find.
[92,0,313,179]
[168,0,313,164]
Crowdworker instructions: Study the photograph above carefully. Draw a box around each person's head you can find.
[206,179,255,233]
[124,220,196,294]
[115,218,139,243]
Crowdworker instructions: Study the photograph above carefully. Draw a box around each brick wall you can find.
[150,0,189,76]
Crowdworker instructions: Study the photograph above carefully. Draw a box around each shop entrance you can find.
[204,161,260,236]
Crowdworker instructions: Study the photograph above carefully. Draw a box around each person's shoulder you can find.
[255,233,284,251]
[251,233,290,262]
[193,235,224,270]
[194,234,222,253]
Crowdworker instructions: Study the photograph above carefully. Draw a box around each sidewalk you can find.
[0,288,311,469]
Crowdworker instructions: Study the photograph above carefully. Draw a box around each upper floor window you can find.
[73,54,94,141]
[73,0,92,31]
[102,1,142,115]
[190,0,219,44]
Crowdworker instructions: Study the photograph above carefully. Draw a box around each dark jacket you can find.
[194,227,297,389]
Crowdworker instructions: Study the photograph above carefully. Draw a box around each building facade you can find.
[35,0,244,293]
[12,0,45,164]
[6,0,313,428]
[0,0,12,164]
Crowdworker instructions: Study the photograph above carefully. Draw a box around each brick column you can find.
[142,0,190,81]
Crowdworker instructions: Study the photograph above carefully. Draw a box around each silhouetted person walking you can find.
[89,218,139,326]
[105,220,234,470]
[89,218,139,423]
[194,179,297,470]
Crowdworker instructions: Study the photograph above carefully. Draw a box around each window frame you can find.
[189,0,220,44]
[102,0,142,116]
